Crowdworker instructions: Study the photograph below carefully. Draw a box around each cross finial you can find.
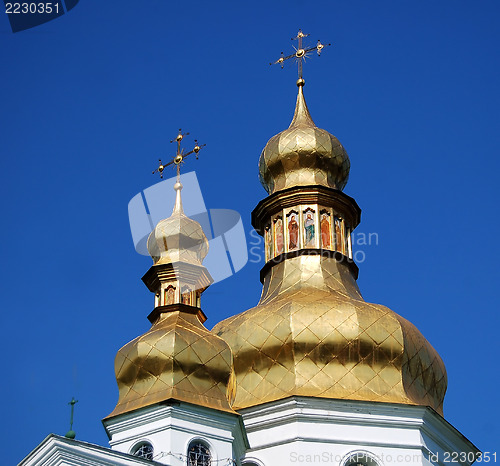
[270,29,331,84]
[152,128,205,182]
[65,397,78,439]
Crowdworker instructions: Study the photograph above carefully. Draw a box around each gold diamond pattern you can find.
[147,210,209,266]
[213,256,447,414]
[106,311,236,419]
[259,85,350,195]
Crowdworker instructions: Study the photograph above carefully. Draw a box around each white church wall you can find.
[239,397,479,466]
[103,401,247,465]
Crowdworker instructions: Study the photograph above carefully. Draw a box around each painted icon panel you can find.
[265,225,273,261]
[303,208,316,248]
[165,285,176,305]
[274,216,284,256]
[320,210,331,249]
[334,216,344,254]
[287,211,300,250]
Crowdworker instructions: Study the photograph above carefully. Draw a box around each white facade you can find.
[103,401,248,466]
[20,434,156,466]
[239,396,479,466]
[20,397,479,466]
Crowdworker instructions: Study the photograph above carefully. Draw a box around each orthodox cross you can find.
[270,29,331,81]
[152,129,205,181]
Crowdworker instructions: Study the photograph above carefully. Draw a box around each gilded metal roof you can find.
[107,309,236,418]
[147,181,209,265]
[258,82,350,195]
[213,255,447,414]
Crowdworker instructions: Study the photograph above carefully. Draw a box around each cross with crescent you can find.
[270,30,331,81]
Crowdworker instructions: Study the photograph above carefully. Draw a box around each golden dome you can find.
[107,308,236,417]
[259,82,350,195]
[106,176,234,419]
[147,181,209,265]
[213,256,447,414]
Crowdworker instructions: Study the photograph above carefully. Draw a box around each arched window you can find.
[187,440,211,466]
[131,441,154,460]
[343,451,379,466]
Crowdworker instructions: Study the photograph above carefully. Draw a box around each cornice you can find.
[146,303,207,324]
[252,185,361,235]
[142,262,213,293]
[103,401,240,439]
[238,396,479,459]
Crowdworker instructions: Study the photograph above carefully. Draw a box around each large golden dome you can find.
[214,80,447,415]
[213,256,447,414]
[258,81,350,195]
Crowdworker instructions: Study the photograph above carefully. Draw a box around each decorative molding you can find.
[252,185,361,235]
[238,396,479,464]
[146,303,207,324]
[104,401,240,438]
[19,434,159,466]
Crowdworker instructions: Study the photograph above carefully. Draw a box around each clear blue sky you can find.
[1,1,499,463]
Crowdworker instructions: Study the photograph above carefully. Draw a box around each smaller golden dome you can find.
[259,82,350,194]
[107,308,236,418]
[147,181,209,265]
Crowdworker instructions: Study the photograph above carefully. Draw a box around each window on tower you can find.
[343,451,379,466]
[131,441,154,460]
[187,440,211,466]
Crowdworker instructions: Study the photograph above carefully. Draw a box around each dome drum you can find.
[262,203,354,264]
[142,261,213,310]
[252,185,361,274]
[252,185,361,235]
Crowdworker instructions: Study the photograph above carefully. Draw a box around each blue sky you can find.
[1,0,499,463]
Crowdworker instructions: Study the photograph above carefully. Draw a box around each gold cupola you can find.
[107,176,236,419]
[258,80,350,195]
[147,179,209,266]
[213,81,447,415]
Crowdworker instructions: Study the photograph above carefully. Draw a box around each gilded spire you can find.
[289,80,315,128]
[172,180,184,215]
